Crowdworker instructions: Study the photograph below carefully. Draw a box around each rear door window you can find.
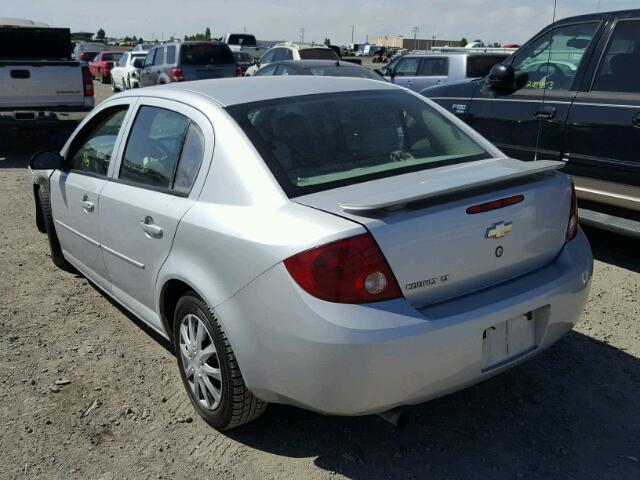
[418,57,448,76]
[592,19,640,93]
[119,106,205,194]
[180,43,234,65]
[165,45,176,64]
[153,47,165,66]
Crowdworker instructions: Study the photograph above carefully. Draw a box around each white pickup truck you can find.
[0,22,94,127]
[220,33,269,60]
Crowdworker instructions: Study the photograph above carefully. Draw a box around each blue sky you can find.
[4,0,640,44]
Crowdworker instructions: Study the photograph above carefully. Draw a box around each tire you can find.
[37,187,75,272]
[173,293,267,430]
[99,69,108,84]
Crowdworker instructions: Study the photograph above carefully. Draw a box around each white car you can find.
[244,42,339,76]
[29,77,593,430]
[110,51,148,91]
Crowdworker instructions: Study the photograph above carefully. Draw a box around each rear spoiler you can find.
[339,158,564,212]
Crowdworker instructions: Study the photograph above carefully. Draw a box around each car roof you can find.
[122,76,399,107]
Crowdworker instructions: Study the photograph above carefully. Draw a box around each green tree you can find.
[205,27,211,40]
[460,37,468,46]
[96,28,106,41]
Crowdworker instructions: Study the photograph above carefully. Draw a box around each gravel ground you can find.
[0,81,639,480]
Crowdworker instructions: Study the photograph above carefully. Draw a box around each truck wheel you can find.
[173,293,267,430]
[37,187,75,272]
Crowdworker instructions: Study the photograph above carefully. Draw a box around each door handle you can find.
[632,113,640,128]
[140,216,163,238]
[80,196,94,212]
[535,106,557,119]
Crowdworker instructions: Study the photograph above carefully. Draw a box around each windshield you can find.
[180,43,234,65]
[304,65,383,80]
[226,90,491,196]
[299,48,339,60]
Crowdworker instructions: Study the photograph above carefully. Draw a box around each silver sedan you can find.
[29,77,593,429]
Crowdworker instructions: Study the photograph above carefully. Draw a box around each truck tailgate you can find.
[0,61,86,109]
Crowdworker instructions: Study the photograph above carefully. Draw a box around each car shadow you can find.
[223,331,640,479]
[583,226,639,273]
[0,125,77,168]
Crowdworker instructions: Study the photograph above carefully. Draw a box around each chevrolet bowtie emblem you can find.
[486,221,513,239]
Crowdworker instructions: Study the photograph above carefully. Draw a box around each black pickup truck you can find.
[421,9,640,238]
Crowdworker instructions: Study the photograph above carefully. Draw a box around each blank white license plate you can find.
[482,313,536,370]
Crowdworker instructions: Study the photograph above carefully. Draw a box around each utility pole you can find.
[411,26,420,50]
[299,27,305,43]
[243,26,247,33]
[349,25,355,44]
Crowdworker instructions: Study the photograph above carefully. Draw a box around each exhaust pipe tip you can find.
[377,407,409,428]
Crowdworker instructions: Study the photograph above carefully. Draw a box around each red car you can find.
[88,51,124,84]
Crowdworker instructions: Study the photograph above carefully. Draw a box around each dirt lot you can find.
[0,81,639,480]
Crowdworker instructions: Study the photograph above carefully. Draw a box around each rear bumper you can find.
[0,104,92,126]
[216,230,594,415]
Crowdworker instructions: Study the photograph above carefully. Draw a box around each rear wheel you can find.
[37,187,75,272]
[99,69,108,84]
[173,293,267,430]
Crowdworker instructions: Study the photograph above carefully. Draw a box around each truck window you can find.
[592,19,640,93]
[510,23,598,91]
[466,55,508,78]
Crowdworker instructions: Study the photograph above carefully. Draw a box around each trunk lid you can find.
[294,158,571,307]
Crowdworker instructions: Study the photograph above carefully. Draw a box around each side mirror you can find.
[133,59,144,68]
[30,148,64,170]
[487,64,514,90]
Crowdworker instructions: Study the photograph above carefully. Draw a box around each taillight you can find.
[82,66,94,97]
[284,233,402,303]
[466,194,524,214]
[170,67,184,81]
[565,183,578,243]
[235,65,243,77]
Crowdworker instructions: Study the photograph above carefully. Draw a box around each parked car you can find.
[380,52,510,91]
[421,9,640,238]
[29,76,593,430]
[110,51,147,91]
[220,33,269,59]
[88,51,125,84]
[0,24,93,127]
[244,42,339,76]
[232,51,253,75]
[139,41,238,86]
[254,59,385,81]
[72,42,110,62]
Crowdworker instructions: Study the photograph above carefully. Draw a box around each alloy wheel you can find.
[179,313,223,410]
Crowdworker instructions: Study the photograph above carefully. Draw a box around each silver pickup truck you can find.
[0,23,94,127]
[220,33,269,60]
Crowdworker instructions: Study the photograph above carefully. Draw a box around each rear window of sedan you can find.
[298,48,339,60]
[180,43,234,65]
[227,90,491,197]
[102,53,123,61]
[304,66,383,80]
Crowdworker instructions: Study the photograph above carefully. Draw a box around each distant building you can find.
[371,35,464,50]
